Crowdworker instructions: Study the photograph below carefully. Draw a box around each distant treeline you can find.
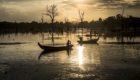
[0,21,76,35]
[0,14,140,38]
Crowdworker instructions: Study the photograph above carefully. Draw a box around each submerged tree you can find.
[65,18,70,36]
[79,10,84,23]
[78,10,85,37]
[44,4,58,46]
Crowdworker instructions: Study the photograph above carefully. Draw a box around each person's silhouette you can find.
[66,40,71,46]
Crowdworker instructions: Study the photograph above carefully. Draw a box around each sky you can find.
[0,0,140,22]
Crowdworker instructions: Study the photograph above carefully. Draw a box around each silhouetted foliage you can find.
[0,21,76,35]
[0,14,140,40]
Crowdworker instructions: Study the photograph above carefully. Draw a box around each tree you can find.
[65,18,70,36]
[79,10,84,23]
[78,10,85,37]
[44,4,58,46]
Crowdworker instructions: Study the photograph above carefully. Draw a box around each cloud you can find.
[127,0,140,9]
[0,0,44,2]
[73,0,140,9]
[60,0,140,10]
[0,1,45,22]
[0,0,139,22]
[61,0,79,8]
[97,0,140,9]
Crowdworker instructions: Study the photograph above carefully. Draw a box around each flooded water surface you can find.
[0,34,140,80]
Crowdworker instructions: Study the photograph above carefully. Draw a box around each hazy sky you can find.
[0,0,140,22]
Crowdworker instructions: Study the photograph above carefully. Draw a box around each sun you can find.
[72,0,85,3]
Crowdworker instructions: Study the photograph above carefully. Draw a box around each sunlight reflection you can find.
[77,46,84,65]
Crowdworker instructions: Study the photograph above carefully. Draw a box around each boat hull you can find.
[78,40,98,44]
[77,36,99,44]
[77,38,99,44]
[38,42,73,52]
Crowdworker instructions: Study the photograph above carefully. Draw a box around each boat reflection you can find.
[38,49,71,60]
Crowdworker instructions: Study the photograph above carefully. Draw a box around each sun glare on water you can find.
[77,46,84,65]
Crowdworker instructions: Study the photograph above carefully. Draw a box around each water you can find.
[0,34,140,80]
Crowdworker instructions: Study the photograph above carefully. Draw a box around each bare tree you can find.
[79,10,84,23]
[44,4,58,46]
[45,4,58,24]
[78,10,85,37]
[65,18,70,36]
[64,17,69,23]
[41,14,44,23]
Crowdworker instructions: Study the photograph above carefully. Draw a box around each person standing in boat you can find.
[66,40,71,47]
[66,40,72,56]
[79,37,83,45]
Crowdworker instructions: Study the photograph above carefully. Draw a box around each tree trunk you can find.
[52,20,55,46]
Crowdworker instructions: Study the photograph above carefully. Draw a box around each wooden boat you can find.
[38,42,73,52]
[77,37,99,44]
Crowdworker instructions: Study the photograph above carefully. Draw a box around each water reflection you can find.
[77,45,84,65]
[38,49,71,60]
[0,39,140,80]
